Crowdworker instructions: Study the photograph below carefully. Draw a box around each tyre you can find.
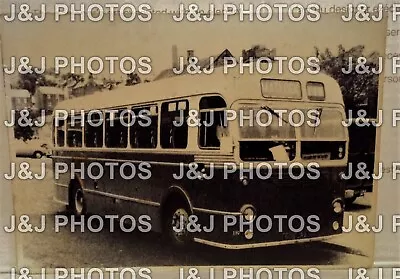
[69,184,87,217]
[33,151,43,159]
[163,202,193,247]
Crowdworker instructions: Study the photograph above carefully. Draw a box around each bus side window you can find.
[105,109,128,148]
[85,111,104,148]
[66,117,82,147]
[130,105,158,149]
[160,100,188,149]
[52,118,56,146]
[56,119,65,147]
[199,110,228,148]
[199,96,227,149]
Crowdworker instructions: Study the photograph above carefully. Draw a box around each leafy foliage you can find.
[242,45,276,62]
[315,45,380,118]
[125,73,141,86]
[17,69,57,95]
[13,109,35,141]
[102,77,122,90]
[60,73,85,87]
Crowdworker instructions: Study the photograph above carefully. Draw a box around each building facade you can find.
[35,86,69,114]
[7,89,32,111]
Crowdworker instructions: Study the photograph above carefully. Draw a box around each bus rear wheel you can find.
[163,203,193,247]
[69,184,87,217]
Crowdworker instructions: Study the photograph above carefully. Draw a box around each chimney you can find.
[242,49,246,60]
[172,45,178,68]
[270,48,276,60]
[187,49,194,63]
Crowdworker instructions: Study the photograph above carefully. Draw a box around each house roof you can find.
[71,79,104,89]
[37,86,66,95]
[153,49,234,81]
[7,89,30,98]
[74,81,86,88]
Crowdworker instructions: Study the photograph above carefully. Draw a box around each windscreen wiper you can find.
[261,105,288,124]
[313,107,323,136]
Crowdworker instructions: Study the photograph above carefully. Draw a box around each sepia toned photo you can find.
[0,5,389,271]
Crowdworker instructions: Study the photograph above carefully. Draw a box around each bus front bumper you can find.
[345,189,366,199]
[193,234,338,249]
[190,209,344,248]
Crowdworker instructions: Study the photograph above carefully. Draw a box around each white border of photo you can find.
[0,0,398,275]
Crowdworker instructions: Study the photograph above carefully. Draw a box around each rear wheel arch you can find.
[160,185,195,246]
[160,186,193,225]
[68,176,87,216]
[68,176,84,198]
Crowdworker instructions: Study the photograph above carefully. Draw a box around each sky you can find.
[0,10,388,81]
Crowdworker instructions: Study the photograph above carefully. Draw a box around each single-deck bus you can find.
[52,67,348,249]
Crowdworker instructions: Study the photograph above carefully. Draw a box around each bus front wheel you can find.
[163,203,193,247]
[345,197,357,207]
[69,184,87,217]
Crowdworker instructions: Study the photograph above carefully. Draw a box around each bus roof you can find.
[55,67,343,112]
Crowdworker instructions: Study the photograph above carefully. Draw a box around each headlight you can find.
[337,145,345,159]
[332,199,344,214]
[240,205,256,221]
[244,229,254,239]
[332,221,340,230]
[240,176,249,186]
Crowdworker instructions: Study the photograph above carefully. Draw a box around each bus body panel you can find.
[52,70,348,248]
[53,148,346,243]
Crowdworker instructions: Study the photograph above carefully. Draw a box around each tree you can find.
[17,71,56,95]
[314,45,380,118]
[17,72,38,94]
[125,73,141,86]
[14,123,34,141]
[242,45,276,63]
[102,77,122,90]
[60,73,85,88]
[13,109,35,141]
[17,68,58,95]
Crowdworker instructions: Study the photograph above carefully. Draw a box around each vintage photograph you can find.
[0,9,387,268]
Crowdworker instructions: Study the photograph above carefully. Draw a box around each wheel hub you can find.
[171,208,189,240]
[75,190,84,214]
